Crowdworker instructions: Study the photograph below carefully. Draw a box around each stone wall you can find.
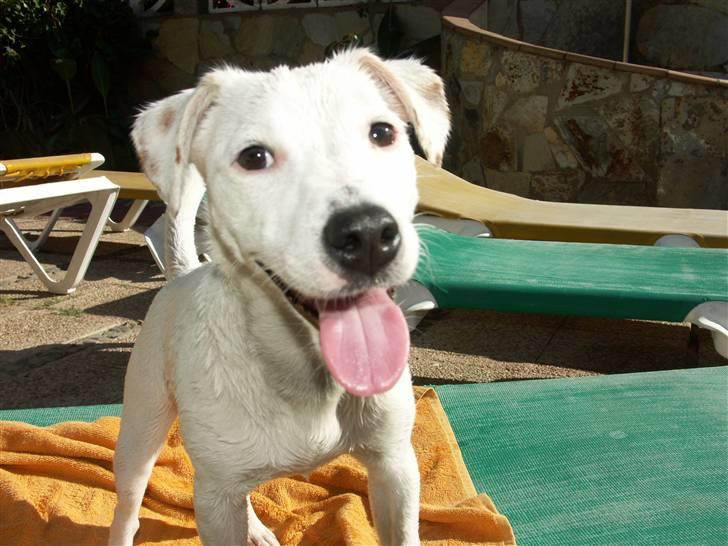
[472,0,626,61]
[470,0,728,74]
[634,0,728,74]
[131,4,441,103]
[442,24,728,209]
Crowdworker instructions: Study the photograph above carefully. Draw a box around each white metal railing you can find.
[211,0,409,15]
[130,0,405,17]
[209,0,378,13]
[129,0,173,16]
[209,0,259,13]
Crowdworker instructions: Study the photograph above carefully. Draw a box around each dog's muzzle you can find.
[258,262,408,398]
[322,204,401,278]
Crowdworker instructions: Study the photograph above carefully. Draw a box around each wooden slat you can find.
[415,158,728,248]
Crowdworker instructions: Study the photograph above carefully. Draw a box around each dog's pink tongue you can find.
[319,288,409,397]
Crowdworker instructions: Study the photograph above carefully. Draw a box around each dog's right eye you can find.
[237,146,274,170]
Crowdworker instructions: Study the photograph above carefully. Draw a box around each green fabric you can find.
[4,369,726,545]
[415,227,728,321]
[435,366,728,546]
[0,404,121,426]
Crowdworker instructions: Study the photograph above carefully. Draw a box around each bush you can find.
[1,0,149,169]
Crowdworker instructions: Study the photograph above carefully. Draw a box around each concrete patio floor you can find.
[1,206,725,410]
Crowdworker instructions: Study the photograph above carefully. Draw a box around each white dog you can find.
[109,49,449,546]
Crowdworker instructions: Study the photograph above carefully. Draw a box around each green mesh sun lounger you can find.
[396,227,728,358]
[2,366,726,545]
[435,366,728,546]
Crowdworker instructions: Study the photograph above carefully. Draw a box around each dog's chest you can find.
[178,391,346,481]
[267,406,345,474]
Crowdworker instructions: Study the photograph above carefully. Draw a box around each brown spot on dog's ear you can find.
[425,80,444,102]
[160,107,175,132]
[175,146,181,164]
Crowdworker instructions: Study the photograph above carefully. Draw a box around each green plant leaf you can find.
[51,57,77,82]
[91,51,111,100]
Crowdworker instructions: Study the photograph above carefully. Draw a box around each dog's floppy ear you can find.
[131,73,220,278]
[131,73,219,217]
[349,50,450,167]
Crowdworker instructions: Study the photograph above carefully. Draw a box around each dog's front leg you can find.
[360,444,421,546]
[194,479,278,546]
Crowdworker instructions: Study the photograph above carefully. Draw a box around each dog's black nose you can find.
[323,205,401,276]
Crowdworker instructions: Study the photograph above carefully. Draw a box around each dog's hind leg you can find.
[109,339,176,546]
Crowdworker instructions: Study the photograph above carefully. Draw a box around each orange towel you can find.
[0,387,515,545]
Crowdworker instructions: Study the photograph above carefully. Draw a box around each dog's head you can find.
[133,49,450,396]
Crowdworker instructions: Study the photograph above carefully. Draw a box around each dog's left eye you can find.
[369,123,396,147]
[237,146,274,170]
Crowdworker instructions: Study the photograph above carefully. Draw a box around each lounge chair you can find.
[414,159,728,248]
[84,157,728,248]
[2,366,725,545]
[436,366,728,545]
[1,154,146,235]
[0,155,119,294]
[84,161,728,356]
[398,226,728,358]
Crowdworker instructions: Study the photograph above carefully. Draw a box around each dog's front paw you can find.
[247,522,279,546]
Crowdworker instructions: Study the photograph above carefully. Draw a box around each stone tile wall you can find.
[442,27,728,209]
[132,5,440,101]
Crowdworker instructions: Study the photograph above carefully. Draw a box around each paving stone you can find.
[657,156,728,209]
[199,21,234,59]
[578,179,653,207]
[443,30,466,78]
[536,322,722,374]
[141,58,195,95]
[498,50,541,94]
[522,133,555,172]
[271,16,307,60]
[0,329,138,409]
[554,115,611,176]
[221,14,241,33]
[174,0,198,16]
[558,63,625,109]
[596,94,660,151]
[158,18,200,74]
[235,14,275,56]
[540,0,624,60]
[629,73,652,93]
[302,13,337,47]
[334,11,370,37]
[530,170,584,201]
[484,169,531,197]
[298,40,325,66]
[461,158,484,186]
[460,80,484,106]
[459,40,492,77]
[482,87,509,127]
[544,126,579,169]
[502,95,549,133]
[480,127,516,171]
[661,96,728,159]
[637,4,728,70]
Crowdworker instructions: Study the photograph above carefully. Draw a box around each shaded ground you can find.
[0,205,724,409]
